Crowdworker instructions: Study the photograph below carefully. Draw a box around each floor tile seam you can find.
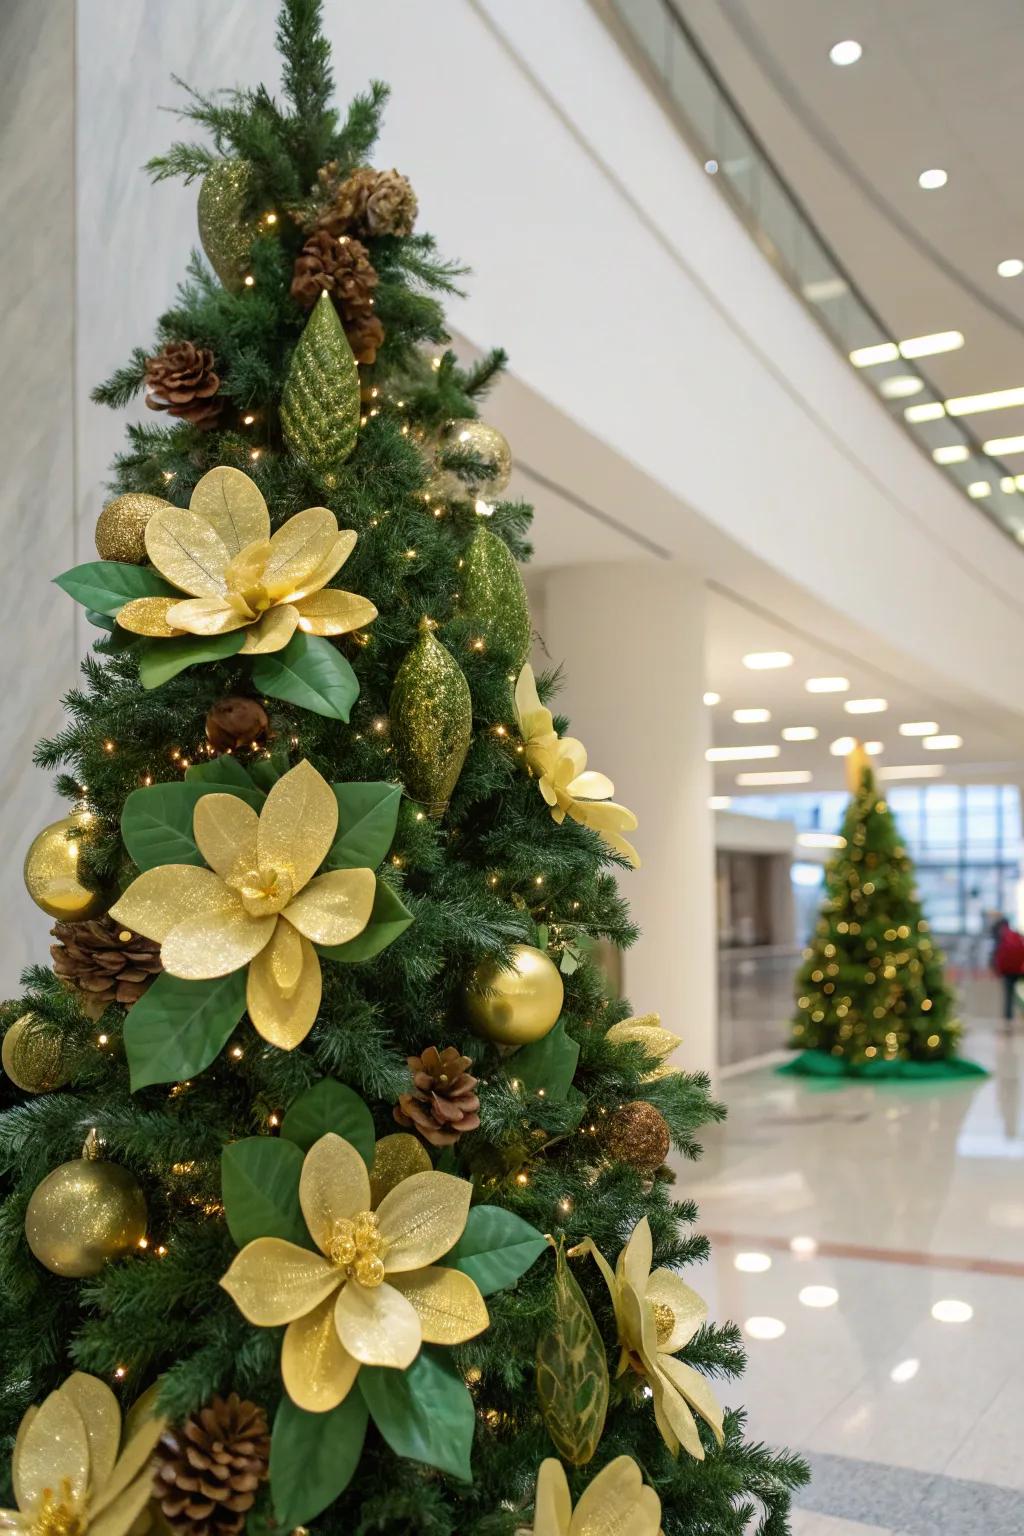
[936,1372,1013,1476]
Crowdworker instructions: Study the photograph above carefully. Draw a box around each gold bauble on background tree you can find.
[439,419,512,499]
[1,1013,69,1094]
[23,812,105,921]
[390,620,472,814]
[94,492,169,563]
[24,1129,148,1277]
[465,943,564,1045]
[197,158,263,292]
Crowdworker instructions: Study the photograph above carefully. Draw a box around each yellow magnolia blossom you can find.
[0,1372,164,1536]
[529,1456,661,1536]
[220,1132,488,1412]
[604,1013,682,1081]
[574,1218,723,1460]
[513,665,639,868]
[110,760,374,1049]
[116,466,377,654]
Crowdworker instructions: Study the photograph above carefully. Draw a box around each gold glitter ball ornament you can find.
[24,811,105,921]
[25,1131,148,1277]
[465,943,564,1046]
[197,158,262,293]
[460,525,531,666]
[95,492,169,563]
[1,1012,70,1093]
[439,419,512,499]
[601,1101,671,1175]
[390,621,472,814]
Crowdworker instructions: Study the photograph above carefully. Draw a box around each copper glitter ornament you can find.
[465,943,564,1046]
[601,1102,670,1175]
[389,621,472,814]
[95,492,169,563]
[25,1130,148,1277]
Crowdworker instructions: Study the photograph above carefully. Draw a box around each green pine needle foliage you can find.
[792,765,960,1063]
[1,2,808,1530]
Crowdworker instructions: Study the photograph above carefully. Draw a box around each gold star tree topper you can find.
[527,1455,662,1536]
[220,1132,489,1411]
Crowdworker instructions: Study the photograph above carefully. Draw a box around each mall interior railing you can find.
[608,0,1024,546]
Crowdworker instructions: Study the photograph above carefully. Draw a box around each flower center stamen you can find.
[327,1211,386,1287]
[652,1301,676,1347]
[232,864,294,917]
[31,1484,85,1536]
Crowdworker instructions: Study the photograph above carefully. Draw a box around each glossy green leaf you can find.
[317,881,413,964]
[280,1079,375,1166]
[249,741,292,792]
[137,631,246,689]
[269,1392,367,1527]
[444,1205,547,1296]
[221,1137,310,1249]
[54,561,175,615]
[325,783,402,871]
[536,1243,609,1466]
[185,756,258,791]
[124,970,247,1090]
[121,780,264,871]
[251,631,360,721]
[359,1349,474,1481]
[85,609,115,632]
[513,1019,579,1103]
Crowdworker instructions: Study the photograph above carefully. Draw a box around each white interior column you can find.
[539,561,716,1072]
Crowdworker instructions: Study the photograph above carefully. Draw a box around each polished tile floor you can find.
[678,1016,1024,1534]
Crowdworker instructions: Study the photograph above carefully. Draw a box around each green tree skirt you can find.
[778,1050,988,1080]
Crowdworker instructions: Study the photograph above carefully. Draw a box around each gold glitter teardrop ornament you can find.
[2,1012,69,1093]
[25,1130,148,1277]
[280,291,361,490]
[460,525,531,666]
[197,158,262,293]
[390,621,472,815]
[465,943,564,1046]
[24,812,105,921]
[94,492,171,563]
[439,419,512,499]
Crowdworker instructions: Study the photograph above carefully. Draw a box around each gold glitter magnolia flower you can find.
[110,760,374,1049]
[0,1372,164,1536]
[514,665,639,868]
[220,1132,488,1412]
[574,1218,723,1460]
[116,465,377,653]
[528,1455,661,1536]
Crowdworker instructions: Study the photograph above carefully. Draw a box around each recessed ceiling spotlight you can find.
[805,676,849,693]
[708,795,732,810]
[997,258,1024,278]
[743,651,793,670]
[703,691,720,706]
[782,726,818,741]
[890,1358,920,1384]
[789,1235,818,1257]
[704,159,719,175]
[733,708,771,724]
[829,39,863,65]
[918,168,948,190]
[932,444,970,464]
[744,1316,787,1340]
[736,770,812,786]
[830,736,856,755]
[799,1285,839,1309]
[905,401,946,423]
[899,330,964,359]
[899,721,939,736]
[923,734,963,750]
[706,745,780,762]
[877,764,945,780]
[864,741,883,755]
[734,1252,772,1273]
[1002,477,1020,493]
[881,375,925,400]
[967,481,992,499]
[931,1299,973,1324]
[946,386,1024,416]
[844,698,887,714]
[984,434,1024,455]
[849,342,900,368]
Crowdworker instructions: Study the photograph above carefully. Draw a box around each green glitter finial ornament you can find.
[390,620,472,815]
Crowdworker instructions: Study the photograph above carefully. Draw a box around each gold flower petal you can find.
[514,664,555,743]
[261,915,304,991]
[369,1133,432,1207]
[656,1354,724,1446]
[115,597,181,638]
[109,866,232,945]
[15,1387,89,1512]
[299,1132,371,1252]
[333,1278,422,1368]
[193,794,260,882]
[59,1374,120,1496]
[294,589,379,636]
[532,1459,572,1536]
[145,507,230,597]
[620,1217,653,1298]
[258,760,338,895]
[376,1171,471,1273]
[165,596,249,636]
[262,507,340,599]
[223,539,271,597]
[88,1468,156,1536]
[283,867,376,946]
[388,1265,489,1345]
[650,1361,704,1459]
[11,1406,37,1512]
[567,770,616,802]
[90,1409,165,1520]
[238,604,300,655]
[646,1269,708,1355]
[604,1015,681,1081]
[220,1237,339,1325]
[188,466,270,554]
[246,930,321,1049]
[557,738,589,779]
[281,1292,360,1413]
[287,529,357,602]
[161,903,275,981]
[573,801,638,834]
[573,1456,662,1536]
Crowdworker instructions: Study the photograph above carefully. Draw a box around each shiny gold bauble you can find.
[94,493,169,564]
[2,1013,69,1094]
[602,1101,671,1175]
[197,158,262,293]
[25,1135,147,1277]
[440,419,512,498]
[23,813,105,921]
[465,943,564,1046]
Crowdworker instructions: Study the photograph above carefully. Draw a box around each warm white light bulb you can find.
[829,39,862,65]
[918,168,948,190]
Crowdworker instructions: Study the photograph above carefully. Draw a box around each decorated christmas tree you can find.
[0,7,808,1533]
[788,755,981,1078]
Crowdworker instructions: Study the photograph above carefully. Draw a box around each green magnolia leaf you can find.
[513,1019,579,1103]
[280,291,361,488]
[325,783,402,871]
[269,1392,368,1527]
[317,881,413,964]
[221,1138,310,1249]
[185,757,258,791]
[445,1206,547,1296]
[138,631,246,689]
[85,609,115,632]
[280,1079,375,1166]
[121,780,264,870]
[251,632,360,721]
[536,1243,609,1466]
[124,970,247,1090]
[54,561,176,615]
[359,1349,475,1481]
[249,741,292,793]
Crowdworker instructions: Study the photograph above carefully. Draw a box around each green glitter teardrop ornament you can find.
[197,159,262,293]
[390,622,472,815]
[280,292,361,490]
[461,525,531,666]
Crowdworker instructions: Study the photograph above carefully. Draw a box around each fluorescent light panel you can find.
[743,651,793,670]
[905,401,946,423]
[829,39,862,65]
[733,708,771,723]
[881,376,924,400]
[708,795,732,810]
[844,698,887,714]
[899,721,938,736]
[899,330,964,359]
[830,736,856,756]
[805,676,849,693]
[850,342,899,368]
[984,435,1024,455]
[923,734,962,750]
[997,258,1024,278]
[932,444,969,465]
[702,691,720,706]
[782,726,818,741]
[918,168,948,190]
[706,745,780,762]
[864,741,883,754]
[736,770,812,786]
[797,831,845,849]
[968,481,992,498]
[946,385,1024,416]
[877,764,945,780]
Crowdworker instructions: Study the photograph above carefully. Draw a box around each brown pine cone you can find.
[155,1394,269,1536]
[344,310,386,366]
[145,341,223,429]
[205,696,271,754]
[291,230,378,318]
[316,164,417,239]
[395,1045,481,1147]
[363,168,418,238]
[51,915,162,1015]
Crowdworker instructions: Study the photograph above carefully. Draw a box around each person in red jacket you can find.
[991,914,1024,1024]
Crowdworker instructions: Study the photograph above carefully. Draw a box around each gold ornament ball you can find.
[2,1013,69,1094]
[24,813,105,921]
[25,1140,147,1277]
[441,419,512,498]
[95,493,168,564]
[465,943,564,1046]
[602,1102,671,1175]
